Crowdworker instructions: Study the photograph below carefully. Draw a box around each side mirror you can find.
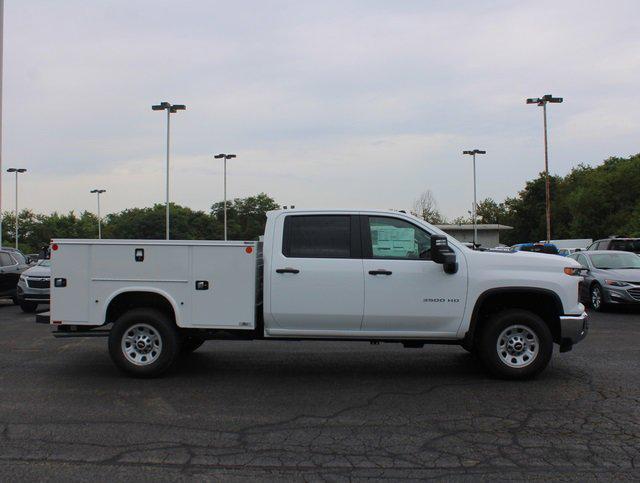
[431,235,458,274]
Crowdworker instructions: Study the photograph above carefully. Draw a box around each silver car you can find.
[568,250,640,311]
[16,258,50,312]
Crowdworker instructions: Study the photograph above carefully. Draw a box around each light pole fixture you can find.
[462,149,486,248]
[6,167,26,249]
[90,189,106,239]
[214,153,237,241]
[152,101,186,240]
[527,94,563,243]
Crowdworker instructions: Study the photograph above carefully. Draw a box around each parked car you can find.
[511,242,560,255]
[0,248,31,303]
[568,250,640,311]
[16,258,50,312]
[47,209,588,380]
[586,237,640,254]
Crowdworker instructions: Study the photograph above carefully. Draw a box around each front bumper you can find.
[16,285,50,303]
[559,311,589,350]
[603,285,640,305]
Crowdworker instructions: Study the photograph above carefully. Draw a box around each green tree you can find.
[211,193,280,240]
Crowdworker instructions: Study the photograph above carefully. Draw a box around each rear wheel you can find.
[108,308,179,378]
[476,309,553,379]
[20,301,38,313]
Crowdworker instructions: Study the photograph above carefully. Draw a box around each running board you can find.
[53,329,110,338]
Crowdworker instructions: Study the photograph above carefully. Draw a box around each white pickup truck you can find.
[47,209,588,379]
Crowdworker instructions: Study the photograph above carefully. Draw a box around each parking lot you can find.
[0,303,638,481]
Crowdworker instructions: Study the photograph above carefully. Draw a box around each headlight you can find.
[564,267,587,276]
[605,279,629,287]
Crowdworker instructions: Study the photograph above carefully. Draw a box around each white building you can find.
[436,224,513,248]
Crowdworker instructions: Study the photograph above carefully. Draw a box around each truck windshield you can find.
[589,253,640,269]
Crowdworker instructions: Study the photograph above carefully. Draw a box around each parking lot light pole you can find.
[6,167,26,249]
[90,189,106,239]
[527,94,563,243]
[152,102,186,240]
[214,153,237,241]
[462,150,486,248]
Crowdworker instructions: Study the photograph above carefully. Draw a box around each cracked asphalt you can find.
[1,302,639,481]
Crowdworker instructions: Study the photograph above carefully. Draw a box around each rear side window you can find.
[610,239,640,253]
[283,215,352,258]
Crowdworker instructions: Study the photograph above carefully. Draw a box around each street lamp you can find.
[462,149,486,248]
[90,189,106,239]
[214,153,236,241]
[152,101,186,240]
[526,94,563,242]
[6,167,26,249]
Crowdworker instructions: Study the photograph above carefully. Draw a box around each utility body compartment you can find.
[50,239,258,329]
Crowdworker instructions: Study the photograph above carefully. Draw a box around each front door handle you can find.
[369,269,392,276]
[276,267,300,274]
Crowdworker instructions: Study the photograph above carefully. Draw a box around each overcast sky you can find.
[3,0,639,219]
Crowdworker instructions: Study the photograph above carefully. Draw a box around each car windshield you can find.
[37,259,51,267]
[589,253,640,270]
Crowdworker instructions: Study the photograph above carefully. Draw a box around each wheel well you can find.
[105,291,176,326]
[468,289,563,345]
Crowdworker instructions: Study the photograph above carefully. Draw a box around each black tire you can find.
[20,302,38,313]
[589,284,606,312]
[108,308,179,378]
[180,335,206,355]
[476,309,553,380]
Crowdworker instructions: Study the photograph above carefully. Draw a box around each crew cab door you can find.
[361,215,467,335]
[268,214,364,331]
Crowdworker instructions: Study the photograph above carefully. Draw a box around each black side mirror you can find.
[431,235,458,274]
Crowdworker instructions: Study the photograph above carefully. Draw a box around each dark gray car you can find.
[568,250,640,311]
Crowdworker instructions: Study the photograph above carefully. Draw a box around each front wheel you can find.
[20,302,38,313]
[108,308,179,378]
[590,284,605,312]
[476,309,553,379]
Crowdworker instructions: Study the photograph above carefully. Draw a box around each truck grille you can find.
[627,287,640,301]
[27,277,50,289]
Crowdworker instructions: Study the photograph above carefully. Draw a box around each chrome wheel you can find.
[496,324,539,368]
[121,323,163,366]
[591,286,602,310]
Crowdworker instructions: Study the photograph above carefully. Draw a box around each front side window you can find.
[283,215,352,258]
[576,254,588,267]
[0,253,15,266]
[367,217,431,260]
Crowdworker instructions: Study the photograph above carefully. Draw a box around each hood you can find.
[23,265,51,277]
[592,268,640,282]
[471,248,580,270]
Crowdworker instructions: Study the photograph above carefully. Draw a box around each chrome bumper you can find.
[559,311,589,346]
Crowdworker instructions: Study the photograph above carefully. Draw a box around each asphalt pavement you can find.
[0,302,639,481]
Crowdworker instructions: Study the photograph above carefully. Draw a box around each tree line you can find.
[3,154,638,252]
[2,193,280,253]
[413,153,640,246]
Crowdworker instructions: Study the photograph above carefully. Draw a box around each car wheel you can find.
[108,308,179,378]
[180,335,206,355]
[476,309,553,379]
[20,302,38,313]
[590,284,605,312]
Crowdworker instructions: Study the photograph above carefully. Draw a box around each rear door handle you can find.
[369,269,392,276]
[276,268,300,274]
